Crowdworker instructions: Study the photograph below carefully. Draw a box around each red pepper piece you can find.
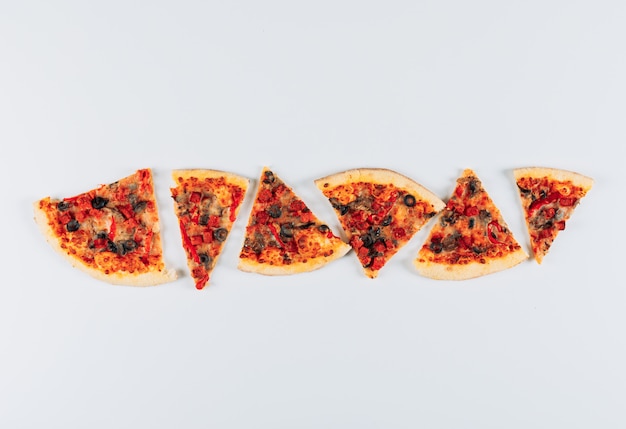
[487,221,503,244]
[258,189,273,203]
[464,206,479,217]
[179,220,201,264]
[392,227,406,239]
[370,256,385,271]
[528,192,561,215]
[289,200,306,212]
[229,190,243,222]
[190,192,202,203]
[109,216,117,240]
[267,224,286,248]
[559,197,576,207]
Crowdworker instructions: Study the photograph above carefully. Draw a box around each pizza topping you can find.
[66,219,80,232]
[403,194,417,207]
[91,196,108,210]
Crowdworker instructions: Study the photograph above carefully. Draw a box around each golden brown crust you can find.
[237,240,350,275]
[172,169,250,190]
[513,167,594,192]
[414,245,527,280]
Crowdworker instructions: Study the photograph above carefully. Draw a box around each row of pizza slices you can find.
[33,166,593,289]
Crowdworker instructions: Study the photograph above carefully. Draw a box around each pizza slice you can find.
[34,168,177,286]
[315,168,445,278]
[513,167,593,263]
[171,169,249,289]
[238,167,350,275]
[414,169,528,280]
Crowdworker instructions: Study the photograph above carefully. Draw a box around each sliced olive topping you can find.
[199,253,212,266]
[403,194,417,207]
[213,228,228,242]
[66,219,80,232]
[91,196,108,210]
[361,234,374,248]
[381,215,392,226]
[267,204,282,218]
[318,224,330,233]
[57,201,71,211]
[116,239,137,256]
[468,218,475,229]
[96,231,108,240]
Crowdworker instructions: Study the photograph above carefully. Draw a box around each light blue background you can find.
[1,1,624,428]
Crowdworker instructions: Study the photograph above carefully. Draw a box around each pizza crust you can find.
[513,167,594,191]
[237,240,350,275]
[414,245,528,280]
[315,168,445,212]
[34,201,177,286]
[172,169,250,190]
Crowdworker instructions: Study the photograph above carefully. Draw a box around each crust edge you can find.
[413,246,528,280]
[237,241,351,276]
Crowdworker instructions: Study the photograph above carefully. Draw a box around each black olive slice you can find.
[57,201,71,212]
[66,219,80,232]
[213,228,228,242]
[91,196,109,210]
[403,194,417,207]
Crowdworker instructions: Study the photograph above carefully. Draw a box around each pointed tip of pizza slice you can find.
[414,168,528,280]
[171,169,250,289]
[33,169,177,286]
[315,168,445,278]
[513,167,593,264]
[238,167,350,276]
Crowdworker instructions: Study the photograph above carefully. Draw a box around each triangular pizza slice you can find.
[513,167,593,263]
[414,169,527,280]
[34,168,177,286]
[238,167,350,275]
[315,168,445,278]
[171,169,249,289]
